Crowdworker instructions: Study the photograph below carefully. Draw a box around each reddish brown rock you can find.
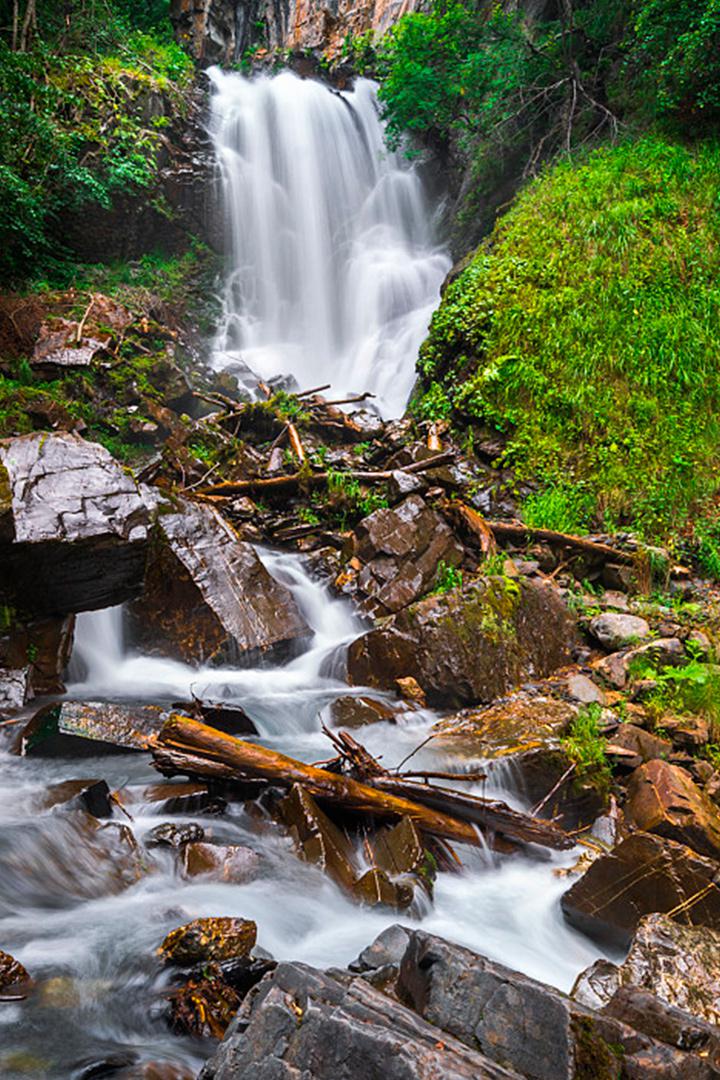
[561,832,720,948]
[352,495,464,616]
[159,917,257,965]
[19,700,168,755]
[606,724,673,768]
[625,759,720,859]
[126,499,310,664]
[0,950,32,997]
[0,613,75,694]
[327,694,406,729]
[181,843,261,884]
[278,784,357,893]
[167,968,241,1040]
[348,577,573,708]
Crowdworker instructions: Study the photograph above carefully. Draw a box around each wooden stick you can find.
[75,294,95,344]
[310,392,376,408]
[296,383,331,398]
[486,520,636,566]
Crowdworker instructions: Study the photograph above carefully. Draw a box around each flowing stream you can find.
[0,554,608,1078]
[209,70,452,417]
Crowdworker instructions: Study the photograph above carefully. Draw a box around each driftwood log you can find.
[153,716,572,851]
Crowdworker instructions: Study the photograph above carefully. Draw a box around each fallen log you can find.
[154,717,571,851]
[484,520,635,567]
[153,715,483,847]
[197,450,456,497]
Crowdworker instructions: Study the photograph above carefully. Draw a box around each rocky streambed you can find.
[2,349,720,1077]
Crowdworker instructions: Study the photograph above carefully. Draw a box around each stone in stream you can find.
[347,577,574,708]
[171,699,258,736]
[624,759,720,859]
[181,842,261,884]
[125,498,311,665]
[0,667,30,714]
[119,780,226,816]
[198,961,521,1080]
[560,832,720,948]
[278,783,358,894]
[41,778,113,818]
[573,913,720,1026]
[145,822,205,849]
[0,431,150,613]
[159,917,257,965]
[0,950,32,998]
[398,929,718,1079]
[18,700,169,755]
[351,494,465,616]
[326,693,407,729]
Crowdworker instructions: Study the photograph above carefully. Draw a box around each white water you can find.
[0,553,608,1078]
[209,70,452,417]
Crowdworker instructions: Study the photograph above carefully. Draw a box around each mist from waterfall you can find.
[209,70,451,417]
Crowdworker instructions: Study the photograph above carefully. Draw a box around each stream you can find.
[1,70,609,1078]
[0,553,608,1078]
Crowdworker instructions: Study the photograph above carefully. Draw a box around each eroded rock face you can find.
[625,759,720,860]
[348,577,573,708]
[126,499,310,664]
[352,495,464,616]
[0,432,150,613]
[199,961,520,1080]
[574,913,720,1026]
[561,832,720,948]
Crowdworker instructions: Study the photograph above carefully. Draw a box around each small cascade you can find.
[209,70,452,417]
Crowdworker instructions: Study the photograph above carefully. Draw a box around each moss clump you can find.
[416,136,720,548]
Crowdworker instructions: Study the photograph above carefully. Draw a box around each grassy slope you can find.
[415,135,720,557]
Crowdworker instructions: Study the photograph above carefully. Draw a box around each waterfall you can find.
[209,70,452,418]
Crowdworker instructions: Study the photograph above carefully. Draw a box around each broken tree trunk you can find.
[197,451,456,497]
[484,520,635,567]
[153,715,483,847]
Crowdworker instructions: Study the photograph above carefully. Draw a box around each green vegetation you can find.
[631,654,720,738]
[432,559,463,594]
[0,0,191,283]
[325,468,389,528]
[562,703,612,793]
[415,136,720,546]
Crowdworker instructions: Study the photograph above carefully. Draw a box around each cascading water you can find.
[209,70,452,416]
[0,552,610,1078]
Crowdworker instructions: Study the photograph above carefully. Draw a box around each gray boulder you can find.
[589,612,650,650]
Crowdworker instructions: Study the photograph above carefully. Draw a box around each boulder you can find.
[199,961,521,1080]
[0,613,75,694]
[181,842,261,884]
[573,913,720,1026]
[589,613,650,650]
[0,950,32,996]
[566,673,605,705]
[278,783,358,893]
[398,930,714,1080]
[41,778,113,818]
[348,577,573,708]
[560,832,720,948]
[18,701,169,755]
[145,822,205,849]
[126,499,310,664]
[606,724,673,768]
[326,694,406,728]
[159,918,257,965]
[625,759,720,859]
[0,432,150,612]
[351,495,464,616]
[600,985,720,1066]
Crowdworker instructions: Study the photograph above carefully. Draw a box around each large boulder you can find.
[351,495,464,616]
[573,913,720,1026]
[625,759,720,859]
[589,613,651,651]
[0,432,150,613]
[126,499,310,664]
[398,930,715,1080]
[347,577,573,708]
[560,832,720,948]
[199,961,521,1080]
[0,613,75,694]
[17,700,169,755]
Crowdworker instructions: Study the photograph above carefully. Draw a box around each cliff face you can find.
[171,0,427,66]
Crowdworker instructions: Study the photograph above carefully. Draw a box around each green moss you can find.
[419,136,720,548]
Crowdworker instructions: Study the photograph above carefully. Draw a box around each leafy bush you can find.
[433,559,463,594]
[418,136,720,542]
[561,703,612,793]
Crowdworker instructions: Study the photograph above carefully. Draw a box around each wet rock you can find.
[561,832,720,948]
[278,783,357,893]
[123,781,225,816]
[0,612,75,694]
[435,693,576,757]
[160,917,257,965]
[398,930,711,1080]
[145,822,205,849]
[41,778,113,818]
[348,577,574,708]
[594,637,686,689]
[19,701,168,755]
[348,924,412,974]
[0,667,29,714]
[114,1063,196,1080]
[181,842,261,883]
[168,969,241,1039]
[0,432,150,613]
[574,913,720,1025]
[602,986,720,1067]
[386,469,427,502]
[0,950,32,997]
[327,694,404,729]
[126,499,310,664]
[172,700,258,736]
[198,961,520,1080]
[589,613,651,650]
[625,759,720,859]
[395,675,426,706]
[353,867,415,909]
[607,724,673,768]
[352,495,464,616]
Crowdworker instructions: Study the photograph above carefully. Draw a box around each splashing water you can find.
[209,70,452,416]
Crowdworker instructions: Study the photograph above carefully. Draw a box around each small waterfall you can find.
[209,70,452,417]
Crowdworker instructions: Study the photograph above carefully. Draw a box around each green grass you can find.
[561,703,612,794]
[416,135,720,552]
[432,559,463,594]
